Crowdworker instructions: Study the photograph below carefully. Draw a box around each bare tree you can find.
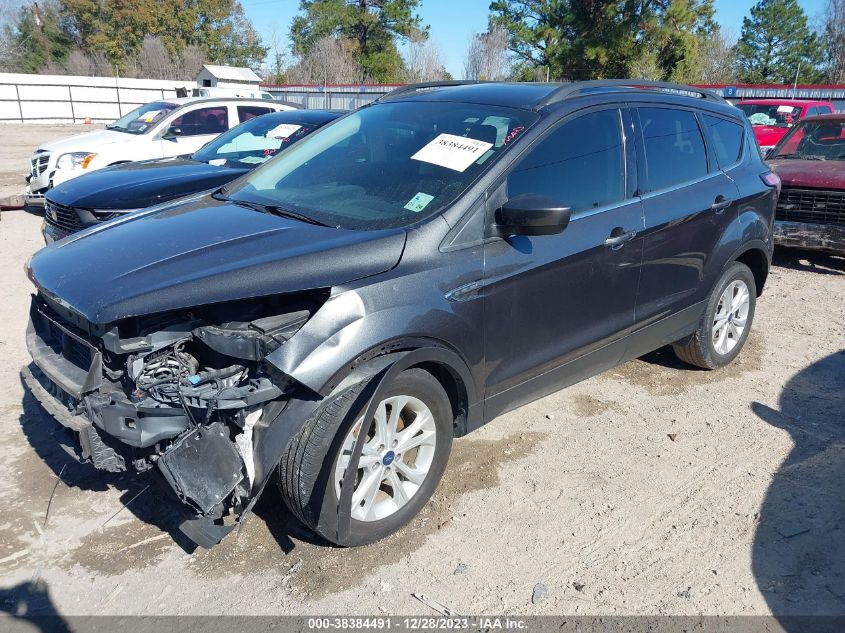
[177,45,204,80]
[695,28,737,84]
[403,35,449,82]
[629,48,664,81]
[823,0,845,83]
[260,24,288,84]
[43,48,112,76]
[132,36,173,79]
[464,23,510,80]
[286,35,362,84]
[0,1,28,72]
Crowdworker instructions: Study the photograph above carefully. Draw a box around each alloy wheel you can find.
[712,279,750,355]
[334,395,437,522]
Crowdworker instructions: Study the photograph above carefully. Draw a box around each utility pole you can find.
[791,61,801,99]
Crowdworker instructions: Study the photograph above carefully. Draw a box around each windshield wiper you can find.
[226,197,333,227]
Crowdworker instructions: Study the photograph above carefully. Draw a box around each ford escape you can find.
[23,80,779,548]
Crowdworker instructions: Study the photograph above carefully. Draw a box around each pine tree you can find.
[734,0,824,83]
[489,0,716,82]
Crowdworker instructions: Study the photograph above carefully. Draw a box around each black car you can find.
[24,80,778,549]
[41,108,343,243]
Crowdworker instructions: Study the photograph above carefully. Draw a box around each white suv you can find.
[25,97,295,205]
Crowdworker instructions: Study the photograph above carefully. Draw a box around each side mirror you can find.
[495,194,572,237]
[162,126,182,140]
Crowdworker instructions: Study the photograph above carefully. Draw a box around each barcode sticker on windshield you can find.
[411,134,494,172]
[404,192,434,212]
[777,105,795,113]
[266,124,302,139]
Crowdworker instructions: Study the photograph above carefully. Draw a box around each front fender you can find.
[266,289,481,401]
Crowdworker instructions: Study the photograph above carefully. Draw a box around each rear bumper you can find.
[774,220,845,254]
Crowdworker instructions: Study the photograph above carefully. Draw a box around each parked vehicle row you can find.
[23,80,779,550]
[42,108,343,242]
[737,98,835,154]
[25,97,295,206]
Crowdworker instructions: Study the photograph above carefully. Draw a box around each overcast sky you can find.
[240,0,829,79]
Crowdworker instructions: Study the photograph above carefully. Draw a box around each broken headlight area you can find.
[26,291,326,533]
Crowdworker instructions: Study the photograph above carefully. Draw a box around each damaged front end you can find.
[24,289,327,547]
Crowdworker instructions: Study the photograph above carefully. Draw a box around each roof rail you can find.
[375,80,482,102]
[535,79,727,109]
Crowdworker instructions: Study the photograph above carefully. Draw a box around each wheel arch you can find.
[731,242,770,297]
[326,338,478,437]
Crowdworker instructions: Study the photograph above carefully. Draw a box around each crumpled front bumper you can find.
[23,297,250,545]
[774,220,845,254]
[25,300,192,469]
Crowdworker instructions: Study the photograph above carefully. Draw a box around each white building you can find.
[194,65,263,90]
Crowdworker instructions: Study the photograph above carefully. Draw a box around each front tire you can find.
[673,261,757,370]
[279,368,453,546]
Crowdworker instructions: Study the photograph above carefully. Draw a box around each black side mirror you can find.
[163,126,182,140]
[495,194,572,237]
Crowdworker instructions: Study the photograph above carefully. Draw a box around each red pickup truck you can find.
[767,113,845,254]
[737,99,836,154]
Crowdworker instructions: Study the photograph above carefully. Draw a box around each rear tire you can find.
[673,261,756,370]
[278,368,453,546]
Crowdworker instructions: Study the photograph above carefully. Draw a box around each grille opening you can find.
[44,200,83,233]
[776,187,845,227]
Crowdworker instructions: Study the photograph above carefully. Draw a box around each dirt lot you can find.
[0,124,843,618]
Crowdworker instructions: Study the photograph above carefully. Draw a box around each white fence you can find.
[0,73,190,123]
[264,84,397,110]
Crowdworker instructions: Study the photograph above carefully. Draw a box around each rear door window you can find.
[237,106,274,122]
[637,107,708,191]
[169,106,229,136]
[507,108,625,214]
[701,114,744,169]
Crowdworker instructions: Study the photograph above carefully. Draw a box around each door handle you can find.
[711,195,732,214]
[604,229,637,249]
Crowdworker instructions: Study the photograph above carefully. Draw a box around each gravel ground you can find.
[0,124,843,617]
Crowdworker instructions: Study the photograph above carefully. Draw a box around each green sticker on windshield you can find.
[404,192,434,213]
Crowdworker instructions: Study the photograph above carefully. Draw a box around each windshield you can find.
[193,114,330,167]
[107,101,179,135]
[771,119,845,161]
[223,100,537,230]
[738,103,801,128]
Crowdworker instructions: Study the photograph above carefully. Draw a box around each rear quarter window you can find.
[701,114,744,168]
[638,107,708,191]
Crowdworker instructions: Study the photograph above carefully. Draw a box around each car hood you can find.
[48,158,248,210]
[28,194,407,324]
[751,125,789,147]
[768,159,845,190]
[37,129,139,154]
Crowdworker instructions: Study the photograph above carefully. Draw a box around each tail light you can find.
[760,171,781,193]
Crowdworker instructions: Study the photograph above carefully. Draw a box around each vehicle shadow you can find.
[0,580,71,631]
[250,479,337,553]
[772,247,845,276]
[17,371,198,554]
[750,350,845,618]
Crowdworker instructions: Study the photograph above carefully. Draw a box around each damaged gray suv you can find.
[24,81,778,548]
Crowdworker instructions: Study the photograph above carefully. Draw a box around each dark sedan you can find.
[42,108,344,243]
